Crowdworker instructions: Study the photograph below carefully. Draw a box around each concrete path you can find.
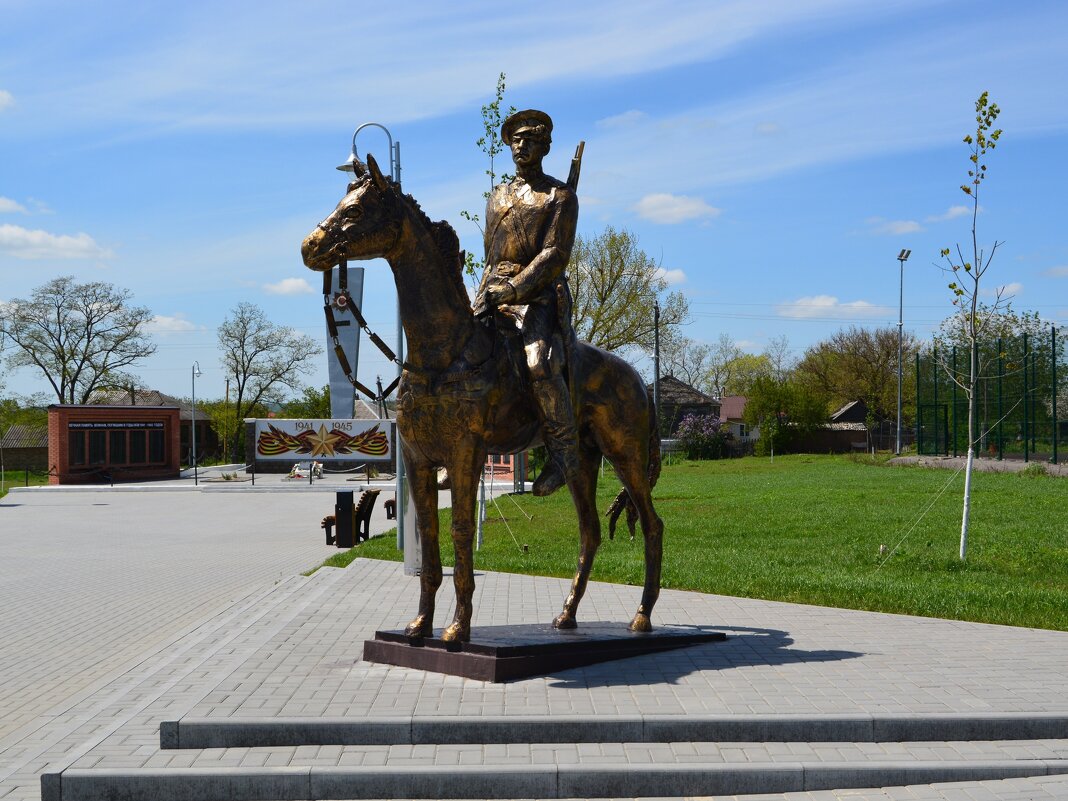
[2,484,1067,800]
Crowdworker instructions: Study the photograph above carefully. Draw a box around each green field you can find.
[0,469,49,499]
[336,455,1068,631]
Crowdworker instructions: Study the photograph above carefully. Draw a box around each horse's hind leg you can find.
[404,461,442,638]
[553,446,602,629]
[613,457,663,632]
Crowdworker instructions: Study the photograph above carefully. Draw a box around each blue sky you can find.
[2,0,1067,402]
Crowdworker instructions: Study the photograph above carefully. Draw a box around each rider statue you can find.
[473,109,579,497]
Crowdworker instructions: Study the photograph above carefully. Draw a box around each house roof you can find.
[829,399,867,424]
[0,423,48,449]
[648,375,720,407]
[87,388,209,421]
[719,395,747,421]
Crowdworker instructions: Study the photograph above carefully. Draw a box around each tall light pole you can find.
[896,248,911,455]
[336,123,416,573]
[191,361,202,485]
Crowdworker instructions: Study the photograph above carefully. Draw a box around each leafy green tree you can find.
[939,91,1003,561]
[0,276,156,404]
[0,394,48,436]
[569,226,688,353]
[795,325,919,426]
[721,353,772,397]
[705,333,743,398]
[281,385,331,418]
[744,375,828,456]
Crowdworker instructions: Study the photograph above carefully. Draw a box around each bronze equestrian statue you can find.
[301,112,663,643]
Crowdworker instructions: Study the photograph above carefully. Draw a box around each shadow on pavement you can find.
[547,625,864,687]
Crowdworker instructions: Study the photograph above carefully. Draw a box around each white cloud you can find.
[0,90,13,112]
[146,314,201,334]
[634,193,721,224]
[777,295,884,319]
[999,281,1023,295]
[263,277,314,295]
[754,122,781,135]
[0,223,110,260]
[597,110,647,129]
[867,217,923,235]
[1045,266,1068,277]
[925,204,972,223]
[654,267,687,286]
[0,197,27,214]
[982,281,1023,298]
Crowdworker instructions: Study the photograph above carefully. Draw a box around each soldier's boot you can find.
[531,377,580,497]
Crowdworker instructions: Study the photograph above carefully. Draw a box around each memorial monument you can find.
[301,111,667,650]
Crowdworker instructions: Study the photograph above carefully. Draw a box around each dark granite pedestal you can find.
[363,622,727,682]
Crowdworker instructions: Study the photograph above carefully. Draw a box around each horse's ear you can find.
[367,153,389,192]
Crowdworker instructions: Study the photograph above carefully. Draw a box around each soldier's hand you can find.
[484,281,517,307]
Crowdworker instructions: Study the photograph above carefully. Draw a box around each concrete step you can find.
[40,751,1068,800]
[160,711,1068,749]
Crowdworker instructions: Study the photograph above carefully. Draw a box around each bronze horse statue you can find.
[301,155,663,642]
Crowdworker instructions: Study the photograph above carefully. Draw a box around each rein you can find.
[323,262,402,404]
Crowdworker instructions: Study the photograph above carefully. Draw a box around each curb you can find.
[41,760,1068,801]
[161,712,1068,749]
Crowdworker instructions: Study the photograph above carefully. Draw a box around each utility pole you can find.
[653,300,661,433]
[896,248,911,454]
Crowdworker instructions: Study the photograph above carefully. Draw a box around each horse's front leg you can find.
[441,443,485,643]
[403,457,443,638]
[554,447,602,629]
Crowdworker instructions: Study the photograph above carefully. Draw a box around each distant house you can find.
[0,423,49,471]
[794,399,870,453]
[718,395,759,443]
[649,376,722,437]
[88,388,218,463]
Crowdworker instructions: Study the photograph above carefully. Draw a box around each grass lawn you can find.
[335,454,1068,631]
[0,469,49,499]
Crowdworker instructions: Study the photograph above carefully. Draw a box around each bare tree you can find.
[706,333,743,398]
[764,335,795,382]
[218,302,322,422]
[940,91,1004,561]
[659,331,711,390]
[0,276,156,404]
[569,226,688,353]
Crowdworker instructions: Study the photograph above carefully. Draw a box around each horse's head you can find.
[301,154,402,272]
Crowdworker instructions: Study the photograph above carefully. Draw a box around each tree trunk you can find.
[959,341,977,560]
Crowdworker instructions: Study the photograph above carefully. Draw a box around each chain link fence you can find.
[915,325,1065,463]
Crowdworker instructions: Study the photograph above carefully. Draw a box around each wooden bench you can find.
[322,489,381,548]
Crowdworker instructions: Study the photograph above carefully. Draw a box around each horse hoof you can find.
[442,622,470,642]
[404,617,432,638]
[552,612,578,629]
[628,612,653,633]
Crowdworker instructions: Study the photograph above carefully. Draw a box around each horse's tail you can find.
[607,388,661,540]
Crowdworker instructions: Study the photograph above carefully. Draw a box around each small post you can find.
[252,462,255,485]
[997,338,1004,460]
[1023,332,1029,463]
[1053,325,1059,465]
[25,467,29,487]
[915,351,921,453]
[932,345,939,454]
[951,346,958,458]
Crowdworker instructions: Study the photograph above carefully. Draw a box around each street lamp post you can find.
[191,361,202,485]
[336,123,417,573]
[896,249,911,455]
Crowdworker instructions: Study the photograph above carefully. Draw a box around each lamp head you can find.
[193,362,202,379]
[898,249,912,262]
[336,148,368,178]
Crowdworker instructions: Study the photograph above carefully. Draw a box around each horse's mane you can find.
[398,190,471,312]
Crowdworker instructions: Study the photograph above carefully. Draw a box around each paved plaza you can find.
[1,479,1066,800]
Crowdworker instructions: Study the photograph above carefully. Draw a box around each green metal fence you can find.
[915,325,1064,463]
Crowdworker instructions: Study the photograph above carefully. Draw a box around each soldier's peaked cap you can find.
[501,109,553,145]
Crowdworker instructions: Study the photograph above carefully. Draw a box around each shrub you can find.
[675,413,733,460]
